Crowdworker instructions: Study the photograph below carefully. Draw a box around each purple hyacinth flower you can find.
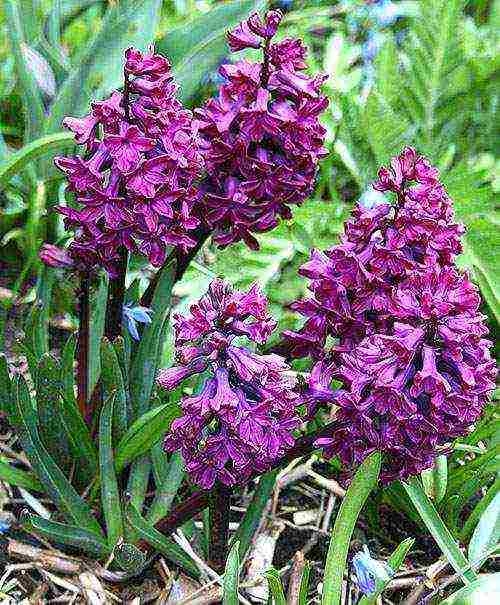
[159,280,300,489]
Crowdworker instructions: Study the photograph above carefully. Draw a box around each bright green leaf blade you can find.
[0,132,74,189]
[147,450,184,525]
[99,393,124,548]
[129,260,176,418]
[22,514,110,559]
[0,458,44,492]
[223,540,240,605]
[88,276,108,395]
[232,469,277,561]
[12,376,103,537]
[299,560,312,605]
[265,568,287,605]
[439,573,500,605]
[47,0,162,134]
[422,455,448,504]
[468,491,500,571]
[114,403,180,472]
[358,538,415,605]
[403,476,477,584]
[60,334,77,408]
[126,503,200,578]
[101,338,129,443]
[461,478,500,541]
[322,452,381,605]
[4,0,45,144]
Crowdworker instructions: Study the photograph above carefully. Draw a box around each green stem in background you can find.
[209,483,232,574]
[104,247,128,341]
[321,451,381,605]
[76,272,90,422]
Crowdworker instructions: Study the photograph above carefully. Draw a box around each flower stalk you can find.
[208,483,232,574]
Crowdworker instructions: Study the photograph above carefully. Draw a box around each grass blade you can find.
[223,540,240,605]
[403,476,477,583]
[321,452,381,605]
[265,568,287,605]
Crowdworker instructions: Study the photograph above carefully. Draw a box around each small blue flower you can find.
[123,303,153,340]
[352,546,393,595]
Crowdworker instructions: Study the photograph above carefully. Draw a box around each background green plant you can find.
[0,1,498,603]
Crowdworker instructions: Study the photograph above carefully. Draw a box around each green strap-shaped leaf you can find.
[22,514,110,559]
[461,477,500,541]
[114,403,181,472]
[299,560,312,605]
[358,538,415,605]
[60,334,77,408]
[88,276,108,395]
[0,132,74,189]
[4,0,45,144]
[403,476,477,584]
[422,455,448,504]
[265,568,287,605]
[126,503,200,578]
[57,394,98,486]
[0,457,44,492]
[99,393,123,548]
[322,452,381,605]
[46,0,162,134]
[130,260,177,418]
[232,470,278,560]
[36,354,71,472]
[147,450,185,525]
[468,492,500,571]
[438,573,500,605]
[0,354,12,416]
[12,376,103,537]
[101,338,129,443]
[223,540,241,605]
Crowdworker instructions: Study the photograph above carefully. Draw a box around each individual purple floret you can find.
[158,280,300,489]
[285,148,496,483]
[49,47,202,277]
[195,10,328,250]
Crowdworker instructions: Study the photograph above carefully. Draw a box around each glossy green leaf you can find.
[422,455,448,504]
[126,455,151,516]
[4,0,45,144]
[60,334,77,408]
[88,276,108,395]
[129,260,176,418]
[0,132,73,189]
[12,376,103,537]
[223,540,240,605]
[114,403,180,472]
[232,469,277,560]
[36,354,71,472]
[439,573,500,604]
[358,538,415,605]
[0,457,44,492]
[461,477,500,541]
[56,394,98,485]
[0,354,12,416]
[403,476,477,584]
[22,514,110,559]
[265,568,287,605]
[99,393,123,548]
[126,503,200,578]
[100,338,129,442]
[47,0,162,134]
[468,491,500,570]
[147,450,184,525]
[322,452,381,605]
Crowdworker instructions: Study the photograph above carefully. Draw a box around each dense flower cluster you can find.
[159,280,300,489]
[195,10,328,249]
[50,47,202,276]
[285,148,496,482]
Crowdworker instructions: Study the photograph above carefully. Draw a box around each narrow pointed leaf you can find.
[322,452,381,605]
[101,338,128,442]
[147,450,184,525]
[403,476,477,583]
[0,458,44,492]
[60,334,77,408]
[126,503,200,578]
[422,455,448,504]
[0,354,12,416]
[99,393,123,548]
[223,540,240,605]
[468,492,500,570]
[265,568,287,605]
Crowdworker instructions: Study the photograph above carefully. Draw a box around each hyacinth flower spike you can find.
[285,147,496,483]
[195,9,329,250]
